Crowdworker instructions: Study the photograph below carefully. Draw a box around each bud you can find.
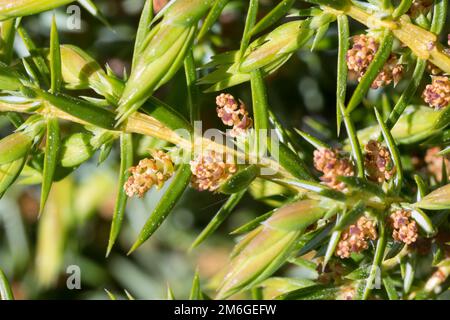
[44,45,122,102]
[164,0,215,23]
[354,106,446,146]
[0,157,26,195]
[116,0,215,124]
[124,151,174,198]
[199,21,305,92]
[58,45,105,89]
[0,114,45,165]
[200,14,337,92]
[0,0,74,20]
[217,200,328,299]
[415,184,450,210]
[239,20,307,73]
[0,132,32,165]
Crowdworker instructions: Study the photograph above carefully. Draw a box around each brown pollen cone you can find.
[422,76,450,109]
[336,216,378,259]
[346,35,403,89]
[216,93,253,137]
[389,209,418,245]
[314,148,355,191]
[371,55,403,89]
[190,150,237,192]
[364,140,396,183]
[124,151,174,198]
[346,35,378,76]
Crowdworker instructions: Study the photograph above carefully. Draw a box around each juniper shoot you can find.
[0,0,450,301]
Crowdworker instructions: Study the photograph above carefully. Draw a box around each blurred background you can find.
[1,0,449,300]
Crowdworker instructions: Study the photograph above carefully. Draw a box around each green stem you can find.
[362,220,387,300]
[250,69,270,158]
[184,50,200,124]
[339,103,365,178]
[384,59,426,131]
[239,0,259,59]
[336,14,349,135]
